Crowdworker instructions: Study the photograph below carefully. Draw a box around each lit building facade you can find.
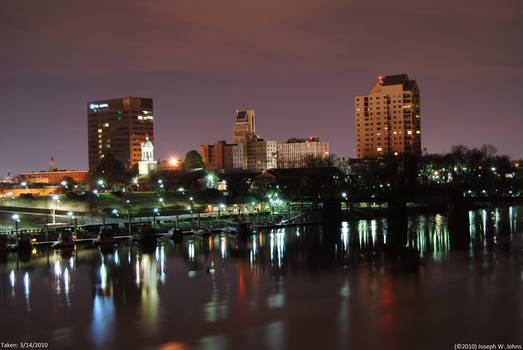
[138,136,157,176]
[355,74,421,159]
[200,141,235,172]
[232,109,277,172]
[18,170,89,184]
[277,137,329,168]
[200,109,277,172]
[87,97,154,170]
[246,139,277,171]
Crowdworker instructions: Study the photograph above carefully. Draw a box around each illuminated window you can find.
[98,129,102,133]
[103,123,109,127]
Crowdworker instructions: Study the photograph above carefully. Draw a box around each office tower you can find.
[201,109,277,173]
[355,74,420,159]
[233,109,257,144]
[87,97,154,170]
[277,137,329,168]
[232,109,257,170]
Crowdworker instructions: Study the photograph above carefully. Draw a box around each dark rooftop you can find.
[383,74,418,91]
[382,74,409,86]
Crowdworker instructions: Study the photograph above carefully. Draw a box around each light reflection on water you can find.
[0,206,521,349]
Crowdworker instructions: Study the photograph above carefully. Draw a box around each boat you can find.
[0,235,7,256]
[222,219,251,235]
[53,229,75,249]
[168,227,184,242]
[132,223,157,244]
[95,225,116,247]
[193,228,211,237]
[16,233,33,255]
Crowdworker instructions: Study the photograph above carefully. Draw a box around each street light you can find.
[68,211,77,237]
[153,208,159,228]
[51,194,59,224]
[12,214,20,235]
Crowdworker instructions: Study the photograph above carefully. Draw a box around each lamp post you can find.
[68,211,77,238]
[12,214,20,236]
[153,208,159,229]
[51,194,59,225]
[126,200,132,236]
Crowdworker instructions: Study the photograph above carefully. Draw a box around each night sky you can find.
[1,0,522,176]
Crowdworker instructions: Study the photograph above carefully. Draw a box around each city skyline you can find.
[1,0,522,176]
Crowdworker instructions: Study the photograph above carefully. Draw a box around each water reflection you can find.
[0,206,520,349]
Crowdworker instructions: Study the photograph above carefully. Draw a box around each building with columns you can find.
[138,136,157,176]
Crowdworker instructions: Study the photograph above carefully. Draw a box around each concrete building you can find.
[277,137,329,168]
[246,139,277,171]
[355,74,421,159]
[200,141,235,172]
[87,97,154,170]
[232,109,277,172]
[18,170,89,184]
[233,109,257,144]
[200,109,277,172]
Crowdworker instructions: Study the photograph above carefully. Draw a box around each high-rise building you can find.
[232,109,257,144]
[355,74,420,159]
[200,109,277,173]
[87,97,154,170]
[277,137,329,168]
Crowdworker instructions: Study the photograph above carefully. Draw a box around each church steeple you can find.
[49,156,56,171]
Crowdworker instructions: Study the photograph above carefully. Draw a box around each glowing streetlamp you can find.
[153,208,159,228]
[12,214,20,235]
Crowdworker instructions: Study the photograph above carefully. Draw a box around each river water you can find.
[1,206,522,350]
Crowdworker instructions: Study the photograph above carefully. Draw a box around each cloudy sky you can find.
[1,0,522,175]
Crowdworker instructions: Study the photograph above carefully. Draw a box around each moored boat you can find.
[16,233,33,255]
[223,219,251,235]
[133,223,157,243]
[53,229,75,249]
[95,225,116,246]
[0,235,7,256]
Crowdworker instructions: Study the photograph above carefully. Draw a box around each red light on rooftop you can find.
[236,109,239,113]
[378,75,384,81]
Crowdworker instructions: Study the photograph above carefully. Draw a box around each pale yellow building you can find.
[277,137,329,168]
[355,74,421,159]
